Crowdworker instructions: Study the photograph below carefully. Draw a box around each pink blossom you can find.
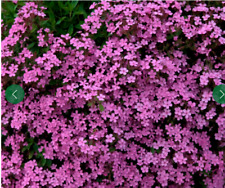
[119,67,128,75]
[105,134,115,143]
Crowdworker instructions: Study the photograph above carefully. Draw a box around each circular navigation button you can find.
[5,85,25,104]
[213,84,225,104]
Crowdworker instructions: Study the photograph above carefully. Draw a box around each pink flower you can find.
[173,152,187,164]
[127,76,135,83]
[119,67,128,75]
[129,61,138,66]
[105,134,115,143]
[97,94,105,101]
[141,166,148,173]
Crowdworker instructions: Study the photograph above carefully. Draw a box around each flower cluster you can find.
[1,1,225,187]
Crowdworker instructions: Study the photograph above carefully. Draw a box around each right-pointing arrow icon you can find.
[219,90,225,99]
[213,84,225,104]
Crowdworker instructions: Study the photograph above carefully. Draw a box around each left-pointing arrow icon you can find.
[12,90,18,99]
[5,85,25,104]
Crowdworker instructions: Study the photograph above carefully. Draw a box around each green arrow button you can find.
[5,85,25,104]
[213,84,225,104]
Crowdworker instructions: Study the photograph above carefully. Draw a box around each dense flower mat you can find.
[1,1,225,187]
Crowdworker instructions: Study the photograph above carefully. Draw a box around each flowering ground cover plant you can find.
[1,1,225,187]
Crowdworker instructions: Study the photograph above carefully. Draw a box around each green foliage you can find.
[41,1,94,37]
[1,0,95,54]
[20,136,52,169]
[166,29,183,40]
[91,24,111,47]
[109,146,116,152]
[150,147,155,154]
[96,175,108,182]
[192,172,207,188]
[1,1,25,39]
[150,147,161,154]
[99,103,104,112]
[87,102,93,107]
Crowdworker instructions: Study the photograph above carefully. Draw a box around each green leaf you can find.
[87,102,92,107]
[21,163,25,168]
[28,150,34,159]
[56,17,66,25]
[31,24,38,33]
[99,104,104,112]
[17,1,25,6]
[33,143,39,151]
[6,2,15,13]
[27,42,35,50]
[27,138,34,143]
[48,9,56,26]
[78,3,87,18]
[46,159,52,168]
[27,142,33,150]
[75,23,82,30]
[49,79,63,86]
[41,158,46,166]
[109,147,116,152]
[167,34,174,40]
[175,30,182,36]
[68,24,74,35]
[59,2,69,14]
[202,170,212,176]
[72,10,84,15]
[36,152,42,159]
[14,5,18,11]
[21,146,28,152]
[57,1,64,9]
[150,147,155,154]
[40,20,48,27]
[71,1,78,9]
